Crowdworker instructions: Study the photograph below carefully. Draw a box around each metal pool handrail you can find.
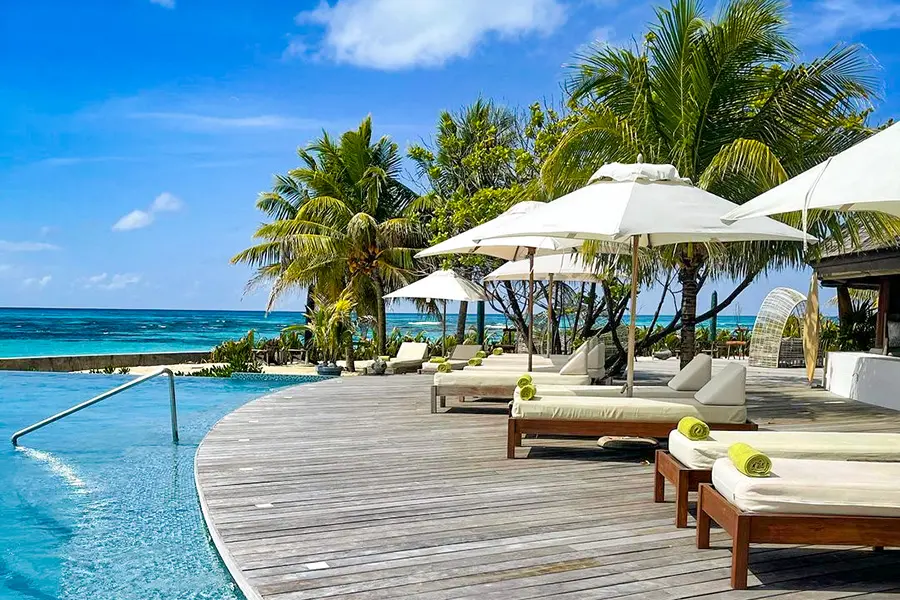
[11,368,179,446]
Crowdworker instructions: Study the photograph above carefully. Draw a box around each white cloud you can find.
[129,112,325,131]
[294,0,567,69]
[151,192,183,212]
[113,192,183,231]
[795,0,900,39]
[23,275,52,288]
[150,0,175,8]
[113,209,154,231]
[83,273,142,291]
[0,240,60,252]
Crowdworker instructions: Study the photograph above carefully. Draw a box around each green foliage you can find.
[207,331,263,376]
[286,293,356,364]
[836,298,877,351]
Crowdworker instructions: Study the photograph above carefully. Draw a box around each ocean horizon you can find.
[0,306,758,358]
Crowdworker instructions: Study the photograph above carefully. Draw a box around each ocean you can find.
[0,307,757,358]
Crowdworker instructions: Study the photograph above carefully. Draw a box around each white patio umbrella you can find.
[478,162,811,394]
[416,201,581,371]
[384,270,487,356]
[484,253,605,356]
[721,122,900,224]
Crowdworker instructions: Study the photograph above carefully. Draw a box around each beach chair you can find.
[697,458,900,589]
[507,364,756,458]
[384,342,429,374]
[420,344,483,373]
[430,343,602,413]
[655,429,900,527]
[511,353,712,401]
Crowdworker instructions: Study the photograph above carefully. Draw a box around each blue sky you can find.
[2,0,899,315]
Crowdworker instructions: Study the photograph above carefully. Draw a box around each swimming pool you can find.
[0,371,298,600]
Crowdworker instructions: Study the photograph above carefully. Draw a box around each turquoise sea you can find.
[0,307,757,358]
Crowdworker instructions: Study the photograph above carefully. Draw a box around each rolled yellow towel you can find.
[467,357,483,366]
[728,442,772,477]
[516,374,533,388]
[378,355,390,361]
[492,348,503,356]
[429,357,446,364]
[519,384,537,401]
[677,417,710,441]
[437,362,453,373]
[475,350,487,359]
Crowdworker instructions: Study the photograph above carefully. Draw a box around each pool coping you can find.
[193,376,344,600]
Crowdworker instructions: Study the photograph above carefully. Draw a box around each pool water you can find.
[0,372,293,600]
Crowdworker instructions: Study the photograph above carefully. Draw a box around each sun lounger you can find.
[514,354,711,400]
[352,342,429,374]
[508,364,754,458]
[465,340,606,379]
[431,371,591,413]
[697,458,900,589]
[656,430,900,527]
[420,344,483,373]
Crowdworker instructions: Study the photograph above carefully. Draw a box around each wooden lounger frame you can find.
[654,449,719,528]
[507,418,757,459]
[696,483,900,589]
[431,384,518,413]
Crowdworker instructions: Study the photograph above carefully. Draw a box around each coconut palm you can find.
[234,117,422,354]
[544,0,899,366]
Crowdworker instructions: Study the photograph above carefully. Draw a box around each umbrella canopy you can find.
[414,201,580,260]
[386,270,486,356]
[480,163,812,247]
[483,253,603,283]
[478,162,811,394]
[722,123,900,221]
[384,269,487,302]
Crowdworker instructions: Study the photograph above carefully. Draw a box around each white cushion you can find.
[395,342,428,362]
[450,344,483,361]
[587,342,605,378]
[558,340,591,376]
[693,363,745,406]
[667,354,712,391]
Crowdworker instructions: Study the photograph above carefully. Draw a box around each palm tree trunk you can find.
[372,277,387,355]
[579,283,598,338]
[345,336,355,372]
[678,253,703,369]
[303,288,316,346]
[456,300,468,341]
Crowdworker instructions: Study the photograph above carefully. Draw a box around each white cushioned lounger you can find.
[670,430,900,470]
[431,370,592,413]
[421,344,483,373]
[712,457,900,517]
[515,384,697,400]
[511,395,747,424]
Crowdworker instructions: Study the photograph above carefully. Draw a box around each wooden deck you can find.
[195,366,900,600]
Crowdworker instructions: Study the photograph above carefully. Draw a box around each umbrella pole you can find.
[528,251,535,372]
[547,273,554,358]
[627,236,639,397]
[442,300,447,357]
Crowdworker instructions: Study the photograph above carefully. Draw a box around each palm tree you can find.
[233,116,422,355]
[544,0,898,366]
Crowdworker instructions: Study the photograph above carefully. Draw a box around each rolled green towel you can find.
[467,357,483,366]
[429,357,446,364]
[492,347,503,356]
[519,384,537,401]
[475,350,487,359]
[677,417,710,441]
[437,362,453,373]
[516,373,533,388]
[728,442,772,477]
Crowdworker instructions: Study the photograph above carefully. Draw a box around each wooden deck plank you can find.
[196,365,900,599]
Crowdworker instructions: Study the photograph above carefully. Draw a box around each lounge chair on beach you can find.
[655,429,900,527]
[465,339,606,379]
[507,364,755,458]
[697,457,900,589]
[420,344,483,373]
[350,342,429,374]
[430,343,602,413]
[512,354,712,401]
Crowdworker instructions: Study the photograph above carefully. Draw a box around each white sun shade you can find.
[384,270,487,302]
[415,201,582,260]
[478,163,812,247]
[722,122,900,221]
[483,253,604,282]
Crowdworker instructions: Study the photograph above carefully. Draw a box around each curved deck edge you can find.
[195,410,265,600]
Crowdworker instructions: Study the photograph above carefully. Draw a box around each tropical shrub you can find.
[286,293,356,365]
[209,331,263,375]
